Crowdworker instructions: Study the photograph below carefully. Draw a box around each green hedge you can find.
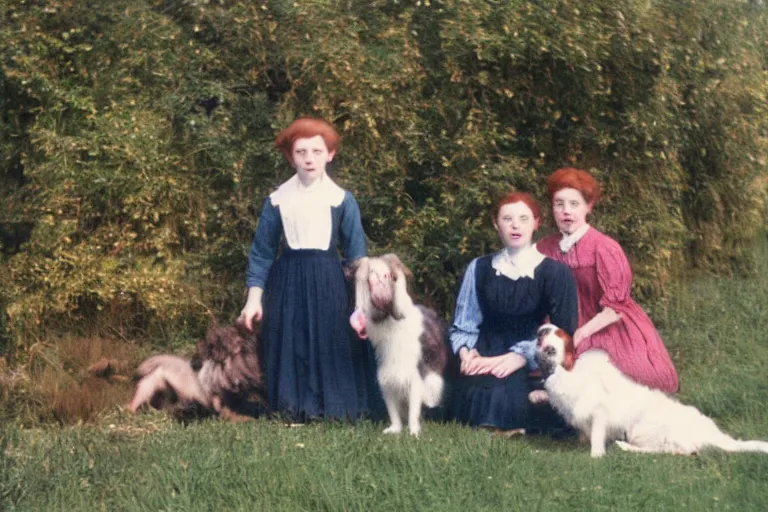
[1,0,766,351]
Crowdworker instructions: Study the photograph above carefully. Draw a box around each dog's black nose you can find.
[535,351,556,378]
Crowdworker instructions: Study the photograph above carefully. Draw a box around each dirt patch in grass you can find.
[1,335,147,426]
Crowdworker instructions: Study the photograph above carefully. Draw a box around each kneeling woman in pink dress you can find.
[536,168,679,393]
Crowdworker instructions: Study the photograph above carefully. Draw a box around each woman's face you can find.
[552,187,592,235]
[291,135,335,185]
[494,201,539,250]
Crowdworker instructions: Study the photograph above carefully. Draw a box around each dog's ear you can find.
[557,328,576,371]
[381,253,413,280]
[345,257,368,281]
[563,351,575,371]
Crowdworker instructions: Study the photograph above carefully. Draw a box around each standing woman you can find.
[537,167,679,393]
[450,192,578,433]
[238,117,381,422]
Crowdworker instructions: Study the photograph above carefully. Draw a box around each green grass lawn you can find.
[3,240,768,511]
[3,417,768,511]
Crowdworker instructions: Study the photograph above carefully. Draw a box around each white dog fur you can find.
[536,324,768,458]
[353,254,448,437]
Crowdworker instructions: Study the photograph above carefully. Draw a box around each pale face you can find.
[291,135,335,186]
[493,201,539,251]
[552,187,592,235]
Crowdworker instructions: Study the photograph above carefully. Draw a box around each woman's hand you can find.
[574,307,622,347]
[490,353,526,378]
[238,304,262,332]
[459,351,526,378]
[239,287,264,331]
[463,355,496,376]
[460,352,516,376]
[350,308,368,339]
[573,328,587,347]
[459,347,481,375]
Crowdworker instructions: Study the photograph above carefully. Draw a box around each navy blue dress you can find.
[246,181,383,422]
[451,255,578,430]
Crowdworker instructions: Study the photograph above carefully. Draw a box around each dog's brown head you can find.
[195,320,264,396]
[536,323,575,375]
[351,253,413,320]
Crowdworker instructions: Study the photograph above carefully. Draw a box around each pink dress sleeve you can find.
[588,232,679,393]
[594,235,633,311]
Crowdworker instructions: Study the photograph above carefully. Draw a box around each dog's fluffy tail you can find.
[711,434,768,454]
[129,355,210,412]
[136,354,188,377]
[422,372,444,408]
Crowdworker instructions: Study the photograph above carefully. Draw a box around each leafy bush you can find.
[0,0,765,351]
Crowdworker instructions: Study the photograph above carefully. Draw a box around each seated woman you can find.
[449,192,578,433]
[536,167,679,393]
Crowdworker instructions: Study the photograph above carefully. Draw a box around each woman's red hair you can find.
[547,167,601,205]
[274,117,341,161]
[492,191,542,222]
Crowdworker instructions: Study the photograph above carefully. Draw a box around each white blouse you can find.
[269,174,345,250]
[491,244,546,280]
[558,224,591,253]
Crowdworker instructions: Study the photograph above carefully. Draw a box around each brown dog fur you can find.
[128,321,265,422]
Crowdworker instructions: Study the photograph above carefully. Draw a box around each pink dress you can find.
[537,227,679,393]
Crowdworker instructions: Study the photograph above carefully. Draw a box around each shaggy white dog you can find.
[351,254,448,437]
[536,324,768,458]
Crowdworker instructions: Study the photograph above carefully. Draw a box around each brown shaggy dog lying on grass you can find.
[127,322,265,422]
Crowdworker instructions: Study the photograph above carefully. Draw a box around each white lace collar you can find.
[270,173,345,207]
[491,244,545,280]
[558,224,590,253]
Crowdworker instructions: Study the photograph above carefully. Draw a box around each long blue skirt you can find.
[451,370,573,435]
[262,249,383,422]
[452,368,530,430]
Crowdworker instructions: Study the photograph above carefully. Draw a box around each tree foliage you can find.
[1,0,766,351]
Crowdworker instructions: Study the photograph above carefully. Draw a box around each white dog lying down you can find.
[536,324,768,458]
[351,254,448,437]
